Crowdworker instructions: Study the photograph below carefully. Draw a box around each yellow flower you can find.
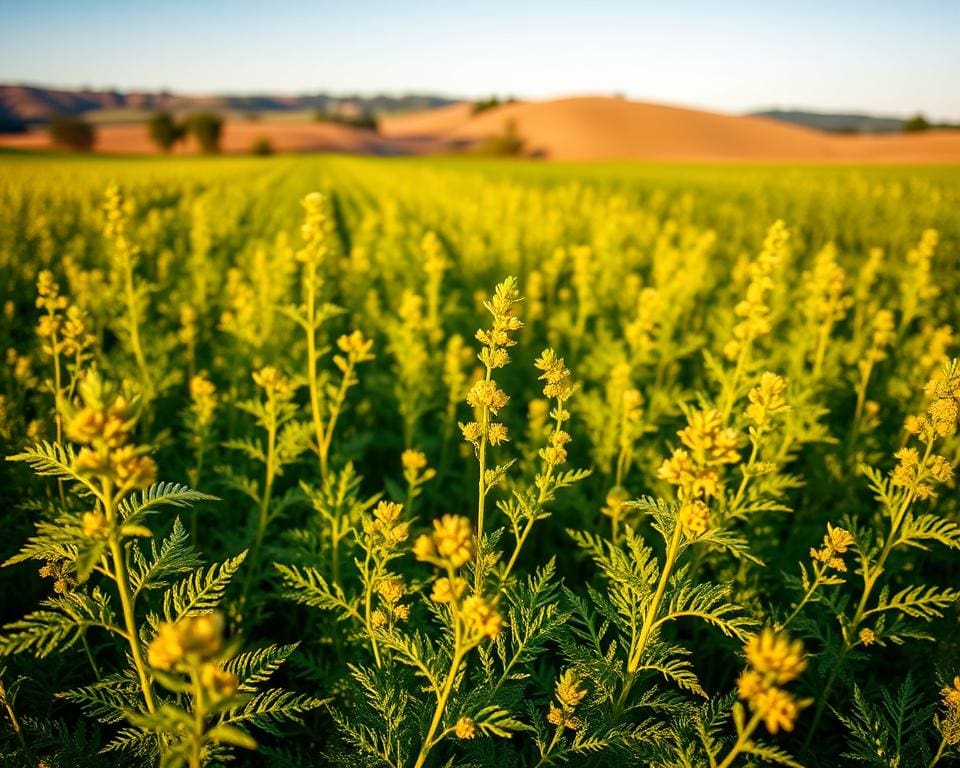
[430,577,467,604]
[81,512,108,538]
[942,677,960,709]
[554,669,587,710]
[110,446,157,490]
[487,422,510,446]
[431,515,474,568]
[200,664,239,701]
[377,577,405,604]
[190,374,217,426]
[751,687,801,734]
[466,379,510,413]
[657,449,695,486]
[454,717,476,739]
[745,629,806,684]
[746,372,789,426]
[678,499,710,537]
[335,330,375,371]
[810,523,855,572]
[535,348,573,401]
[374,501,403,523]
[413,534,436,561]
[461,595,502,640]
[858,628,876,646]
[147,613,226,671]
[401,450,428,471]
[737,669,764,700]
[252,366,293,400]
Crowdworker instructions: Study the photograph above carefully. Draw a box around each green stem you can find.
[615,518,683,714]
[716,709,763,768]
[927,732,948,768]
[241,405,278,608]
[413,646,464,768]
[105,485,157,717]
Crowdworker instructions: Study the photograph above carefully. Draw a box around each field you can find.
[1,153,959,768]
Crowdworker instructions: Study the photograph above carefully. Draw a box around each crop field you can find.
[1,154,959,767]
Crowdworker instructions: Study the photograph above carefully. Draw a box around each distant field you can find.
[6,97,960,161]
[1,154,959,767]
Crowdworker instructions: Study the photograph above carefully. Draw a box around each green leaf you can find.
[163,551,247,621]
[208,723,258,749]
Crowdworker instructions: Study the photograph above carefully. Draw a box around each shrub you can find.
[147,111,185,153]
[185,111,224,153]
[251,136,274,156]
[48,115,95,151]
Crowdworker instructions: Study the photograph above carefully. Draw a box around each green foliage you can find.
[48,115,95,151]
[185,112,223,154]
[148,111,186,153]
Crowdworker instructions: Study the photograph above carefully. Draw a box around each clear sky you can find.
[2,0,958,120]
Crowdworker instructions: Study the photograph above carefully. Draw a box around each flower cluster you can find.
[189,374,217,428]
[535,349,574,467]
[547,669,587,731]
[725,220,790,360]
[745,372,789,429]
[365,501,410,552]
[895,362,960,498]
[460,278,522,450]
[414,514,474,569]
[658,408,740,499]
[66,372,156,493]
[299,192,329,252]
[677,498,710,538]
[802,243,851,327]
[147,613,240,702]
[334,330,376,375]
[937,676,960,747]
[401,449,437,494]
[252,365,294,401]
[460,595,502,640]
[737,629,807,734]
[809,524,856,572]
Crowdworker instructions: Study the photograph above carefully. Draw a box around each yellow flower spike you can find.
[678,499,710,538]
[430,515,474,568]
[744,629,807,685]
[752,687,801,734]
[200,664,239,701]
[554,669,587,710]
[81,511,109,538]
[430,576,467,603]
[460,595,502,640]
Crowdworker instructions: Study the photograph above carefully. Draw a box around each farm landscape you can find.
[1,3,959,768]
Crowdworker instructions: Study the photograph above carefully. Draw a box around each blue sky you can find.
[1,0,958,120]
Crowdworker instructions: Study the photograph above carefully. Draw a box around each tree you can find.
[474,118,525,157]
[903,113,930,132]
[148,111,185,153]
[186,112,224,154]
[48,116,95,151]
[250,136,274,156]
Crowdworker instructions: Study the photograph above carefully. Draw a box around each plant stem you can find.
[241,403,278,608]
[190,668,204,768]
[474,365,492,594]
[615,517,683,714]
[0,675,28,756]
[413,646,464,768]
[105,480,157,716]
[927,732,948,768]
[716,709,762,768]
